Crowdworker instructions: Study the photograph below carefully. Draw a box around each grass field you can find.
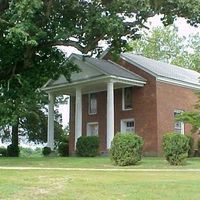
[0,156,200,169]
[0,157,200,200]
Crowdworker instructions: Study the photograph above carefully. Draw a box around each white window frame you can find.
[120,118,135,133]
[174,110,184,134]
[88,92,97,115]
[87,122,99,136]
[122,87,133,111]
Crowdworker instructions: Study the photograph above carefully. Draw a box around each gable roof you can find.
[121,53,200,89]
[42,53,146,90]
[73,54,146,82]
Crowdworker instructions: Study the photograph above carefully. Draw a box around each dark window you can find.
[123,87,132,110]
[126,121,134,128]
[88,93,97,114]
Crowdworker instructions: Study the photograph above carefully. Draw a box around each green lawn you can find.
[1,169,200,200]
[0,157,200,200]
[0,156,200,169]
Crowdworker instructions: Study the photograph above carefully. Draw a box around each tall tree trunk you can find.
[11,119,19,147]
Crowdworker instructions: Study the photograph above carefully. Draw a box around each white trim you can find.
[87,122,99,136]
[42,75,146,93]
[110,75,146,86]
[99,49,109,59]
[75,87,82,148]
[120,118,135,133]
[122,87,133,111]
[157,76,200,90]
[107,81,115,149]
[47,93,55,150]
[174,110,184,135]
[121,53,200,90]
[42,79,53,89]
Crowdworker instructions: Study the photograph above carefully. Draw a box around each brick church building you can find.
[42,52,200,156]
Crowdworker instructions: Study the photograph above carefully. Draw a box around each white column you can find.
[107,81,114,149]
[47,93,54,150]
[75,87,82,148]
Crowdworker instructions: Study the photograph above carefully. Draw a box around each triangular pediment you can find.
[44,55,105,88]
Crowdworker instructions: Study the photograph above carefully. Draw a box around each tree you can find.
[1,1,200,80]
[0,0,200,149]
[128,25,200,134]
[0,108,64,144]
[128,25,200,72]
[177,93,200,134]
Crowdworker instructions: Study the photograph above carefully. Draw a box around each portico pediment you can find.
[42,53,146,94]
[44,56,105,88]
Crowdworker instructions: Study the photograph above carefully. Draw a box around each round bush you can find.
[76,136,100,157]
[110,133,144,166]
[162,133,189,165]
[198,138,200,156]
[42,147,52,156]
[7,144,20,157]
[0,147,7,157]
[186,134,194,157]
[58,142,69,156]
[58,136,69,157]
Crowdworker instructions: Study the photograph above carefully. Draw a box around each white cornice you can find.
[157,76,200,90]
[41,75,146,93]
[121,54,200,91]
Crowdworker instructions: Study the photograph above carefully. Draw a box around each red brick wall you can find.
[82,92,107,152]
[156,82,198,154]
[69,86,158,155]
[69,57,198,156]
[117,58,158,155]
[69,58,159,155]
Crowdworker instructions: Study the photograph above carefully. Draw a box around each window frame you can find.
[122,87,133,111]
[87,122,99,136]
[88,92,97,115]
[174,110,184,134]
[120,118,135,133]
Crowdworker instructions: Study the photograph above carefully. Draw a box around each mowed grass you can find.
[1,169,200,200]
[0,156,200,169]
[0,157,200,200]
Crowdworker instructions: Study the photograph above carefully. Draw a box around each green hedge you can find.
[58,136,69,157]
[162,133,189,165]
[7,144,20,157]
[76,136,100,157]
[0,147,7,157]
[42,147,52,156]
[198,138,200,156]
[186,134,194,157]
[110,133,144,166]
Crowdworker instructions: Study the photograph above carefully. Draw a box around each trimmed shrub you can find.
[7,144,20,157]
[76,136,100,157]
[162,133,189,165]
[186,134,194,157]
[42,147,52,156]
[0,147,7,157]
[58,136,69,156]
[58,134,69,157]
[110,133,144,166]
[198,138,200,156]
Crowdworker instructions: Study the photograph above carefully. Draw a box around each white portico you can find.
[42,54,146,150]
